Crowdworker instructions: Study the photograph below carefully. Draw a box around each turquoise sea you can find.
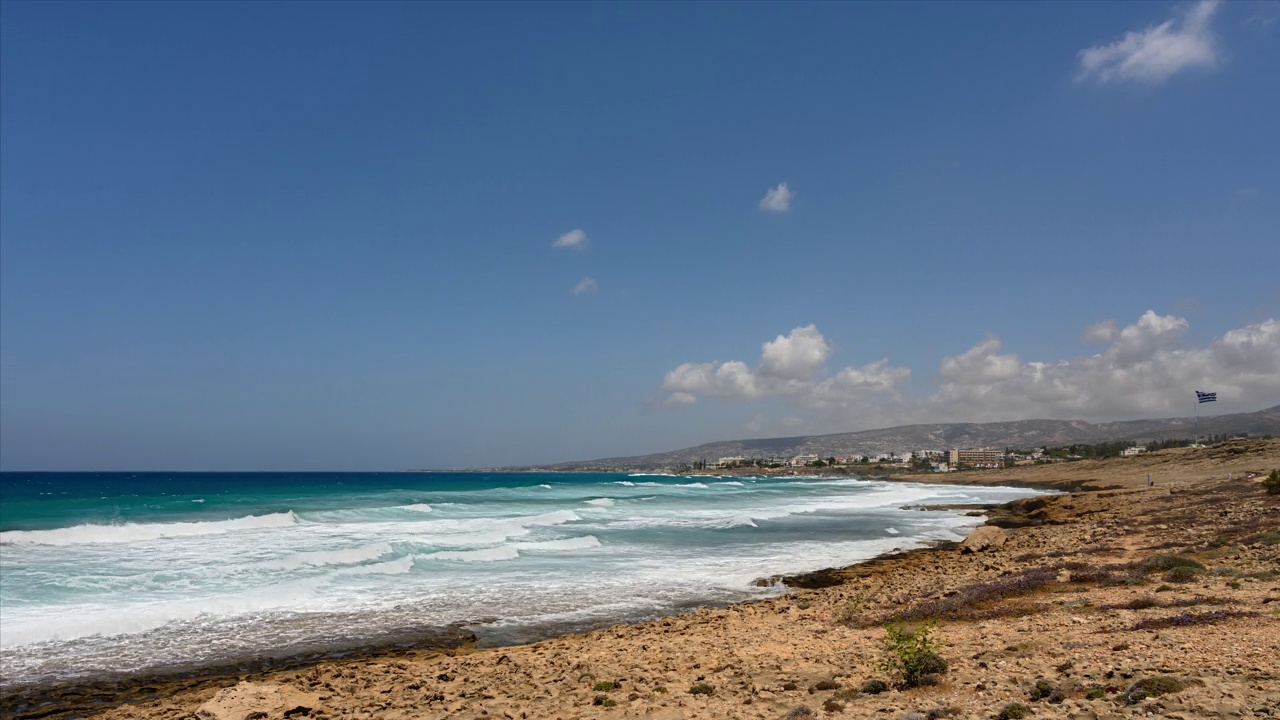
[0,471,1045,688]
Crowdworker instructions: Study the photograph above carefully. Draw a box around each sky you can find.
[2,0,1278,471]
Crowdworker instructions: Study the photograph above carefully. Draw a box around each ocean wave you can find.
[584,498,613,507]
[519,535,601,552]
[426,546,521,562]
[714,481,745,486]
[613,480,636,486]
[399,503,433,513]
[0,511,298,546]
[332,555,414,576]
[259,543,394,570]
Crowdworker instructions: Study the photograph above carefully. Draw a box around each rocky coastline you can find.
[5,441,1278,720]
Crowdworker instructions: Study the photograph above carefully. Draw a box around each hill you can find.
[490,405,1280,472]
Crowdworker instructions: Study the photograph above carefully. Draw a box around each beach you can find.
[4,440,1278,720]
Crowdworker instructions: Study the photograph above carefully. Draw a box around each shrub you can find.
[822,699,844,713]
[592,694,616,707]
[833,687,860,701]
[592,681,617,692]
[882,567,1056,624]
[653,686,668,693]
[1263,469,1280,496]
[879,621,948,688]
[997,702,1032,719]
[811,679,840,691]
[689,683,714,695]
[1141,554,1205,572]
[1164,566,1201,583]
[861,678,889,694]
[1029,679,1054,701]
[1131,609,1258,630]
[1085,686,1107,700]
[1155,584,1174,593]
[1124,677,1185,704]
[783,706,815,719]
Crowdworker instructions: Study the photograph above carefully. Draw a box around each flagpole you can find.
[1194,395,1198,443]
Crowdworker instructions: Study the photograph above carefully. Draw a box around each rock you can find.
[959,526,1008,554]
[196,682,321,720]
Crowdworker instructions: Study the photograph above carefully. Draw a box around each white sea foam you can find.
[885,527,900,535]
[426,546,521,562]
[519,535,601,552]
[0,511,298,546]
[399,503,433,513]
[537,484,553,489]
[260,543,393,570]
[613,480,636,486]
[191,499,205,503]
[584,498,614,507]
[333,555,414,576]
[715,481,745,486]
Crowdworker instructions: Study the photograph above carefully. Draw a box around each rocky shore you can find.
[7,441,1279,720]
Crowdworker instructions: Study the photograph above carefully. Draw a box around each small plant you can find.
[1262,469,1280,496]
[1155,584,1174,592]
[1085,686,1107,700]
[1029,679,1054,701]
[811,679,840,691]
[833,687,860,701]
[1121,595,1159,610]
[997,702,1032,719]
[822,699,844,713]
[592,680,617,692]
[652,686,668,694]
[783,706,816,719]
[1124,676,1185,704]
[1141,554,1205,573]
[879,621,948,688]
[837,590,870,625]
[861,678,889,694]
[1164,566,1200,583]
[592,694,616,707]
[689,683,714,695]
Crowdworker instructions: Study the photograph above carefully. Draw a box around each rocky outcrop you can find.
[959,525,1008,553]
[195,682,319,720]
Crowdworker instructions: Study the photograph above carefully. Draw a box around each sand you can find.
[6,440,1279,720]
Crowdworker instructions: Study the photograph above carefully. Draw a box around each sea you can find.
[0,471,1046,689]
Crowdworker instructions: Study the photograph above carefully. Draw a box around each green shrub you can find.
[689,683,714,695]
[1263,469,1280,496]
[1085,687,1106,700]
[832,687,860,701]
[879,621,948,688]
[997,702,1032,719]
[860,678,889,694]
[592,681,617,692]
[1155,584,1174,592]
[592,694,616,706]
[1164,566,1200,583]
[1124,677,1185,704]
[1029,679,1054,701]
[811,679,840,691]
[653,686,668,693]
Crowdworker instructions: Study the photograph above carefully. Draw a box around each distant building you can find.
[948,448,1004,469]
[1119,446,1147,457]
[791,454,820,467]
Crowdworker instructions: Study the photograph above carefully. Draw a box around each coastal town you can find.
[692,435,1260,474]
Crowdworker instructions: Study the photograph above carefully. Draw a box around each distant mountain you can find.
[490,405,1280,472]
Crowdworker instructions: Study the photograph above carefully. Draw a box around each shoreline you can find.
[5,440,1278,719]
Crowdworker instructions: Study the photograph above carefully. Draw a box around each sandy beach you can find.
[6,440,1278,720]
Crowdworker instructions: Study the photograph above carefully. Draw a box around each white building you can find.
[1119,446,1147,457]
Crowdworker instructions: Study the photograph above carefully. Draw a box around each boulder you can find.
[959,526,1008,554]
[196,682,320,720]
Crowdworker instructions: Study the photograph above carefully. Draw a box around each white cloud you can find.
[660,325,910,407]
[553,229,588,249]
[1077,0,1221,84]
[759,183,793,213]
[572,277,599,295]
[658,312,1280,427]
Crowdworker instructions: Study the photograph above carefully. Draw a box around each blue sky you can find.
[2,1,1278,470]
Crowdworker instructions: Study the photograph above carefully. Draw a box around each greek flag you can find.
[1196,390,1217,404]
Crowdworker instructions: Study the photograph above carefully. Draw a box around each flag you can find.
[1196,391,1217,404]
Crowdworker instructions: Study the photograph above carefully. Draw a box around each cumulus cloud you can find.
[553,229,588,249]
[1077,0,1221,84]
[660,325,910,407]
[759,183,793,213]
[658,312,1280,427]
[572,277,599,295]
[1083,319,1118,344]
